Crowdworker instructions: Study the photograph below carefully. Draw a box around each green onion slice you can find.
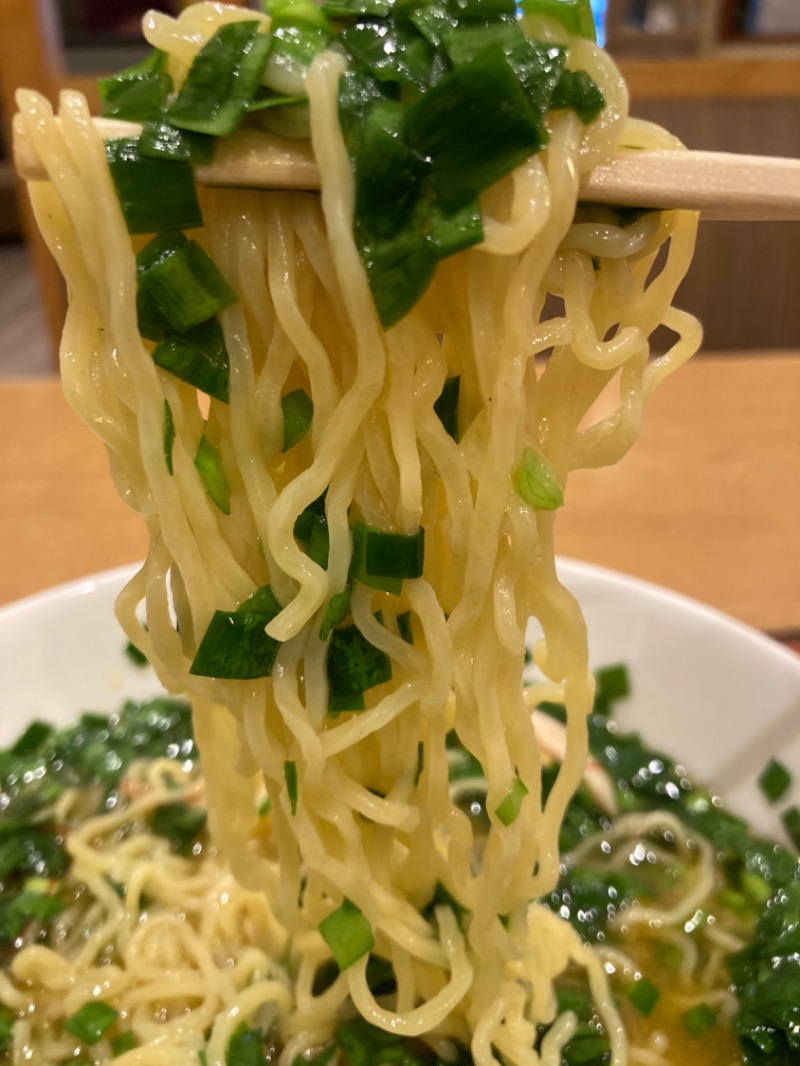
[138,121,215,164]
[682,1003,717,1037]
[758,758,792,805]
[163,400,176,475]
[64,1001,119,1045]
[327,623,392,713]
[320,587,353,641]
[195,435,231,515]
[514,447,563,510]
[519,0,598,41]
[318,898,375,970]
[351,522,425,594]
[152,319,230,404]
[282,389,314,451]
[167,20,272,137]
[137,232,237,335]
[190,585,283,680]
[627,977,660,1018]
[105,139,202,234]
[433,375,460,441]
[495,777,529,826]
[98,49,172,122]
[285,760,299,815]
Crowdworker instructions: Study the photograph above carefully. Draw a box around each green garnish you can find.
[318,898,374,970]
[351,522,425,594]
[105,139,203,235]
[433,375,460,441]
[138,120,215,164]
[282,388,314,451]
[294,495,330,568]
[520,0,597,40]
[495,777,529,826]
[781,805,800,851]
[514,447,564,510]
[626,977,660,1018]
[149,801,207,856]
[98,50,172,123]
[327,623,392,713]
[285,760,299,815]
[137,232,237,335]
[64,1001,119,1045]
[190,585,283,680]
[551,68,605,124]
[152,319,230,404]
[111,1031,136,1055]
[0,890,66,939]
[595,663,630,703]
[758,758,792,805]
[320,587,353,640]
[163,400,176,475]
[682,1003,717,1037]
[226,1023,270,1066]
[195,435,231,514]
[167,21,272,137]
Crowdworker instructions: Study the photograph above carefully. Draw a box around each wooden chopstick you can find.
[13,114,800,221]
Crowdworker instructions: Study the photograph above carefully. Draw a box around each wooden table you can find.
[2,353,799,640]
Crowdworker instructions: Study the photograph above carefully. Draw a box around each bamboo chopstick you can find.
[13,113,800,221]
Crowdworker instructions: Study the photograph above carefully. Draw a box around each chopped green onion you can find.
[149,801,207,855]
[246,89,307,113]
[351,522,425,594]
[152,319,230,404]
[10,720,53,757]
[682,1003,717,1037]
[285,760,299,815]
[595,663,631,703]
[758,758,792,804]
[327,623,392,713]
[111,1031,136,1055]
[514,447,563,510]
[318,898,374,970]
[351,99,426,240]
[138,121,215,164]
[0,890,66,939]
[294,500,330,568]
[64,1001,119,1045]
[405,44,547,212]
[167,21,272,137]
[320,587,352,640]
[195,435,231,514]
[441,20,527,67]
[267,0,334,32]
[0,1008,13,1051]
[190,585,283,680]
[781,805,800,850]
[282,389,314,451]
[339,20,433,92]
[448,0,517,16]
[519,0,597,40]
[409,3,457,48]
[105,139,202,234]
[124,639,149,667]
[627,977,660,1018]
[551,68,605,124]
[226,1023,268,1066]
[361,230,438,330]
[495,777,529,826]
[429,199,483,259]
[98,50,172,122]
[433,375,460,441]
[263,24,332,94]
[163,400,176,475]
[320,0,392,16]
[396,611,413,644]
[137,232,237,335]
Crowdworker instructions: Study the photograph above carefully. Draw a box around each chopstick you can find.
[13,113,800,221]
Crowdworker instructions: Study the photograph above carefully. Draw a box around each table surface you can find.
[2,352,799,640]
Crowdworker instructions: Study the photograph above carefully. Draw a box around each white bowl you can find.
[1,560,798,843]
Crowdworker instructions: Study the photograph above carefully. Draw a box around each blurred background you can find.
[0,0,799,373]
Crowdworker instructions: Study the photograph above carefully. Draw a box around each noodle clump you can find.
[12,4,703,1063]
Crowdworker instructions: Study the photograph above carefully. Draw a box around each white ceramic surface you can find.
[1,560,799,843]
